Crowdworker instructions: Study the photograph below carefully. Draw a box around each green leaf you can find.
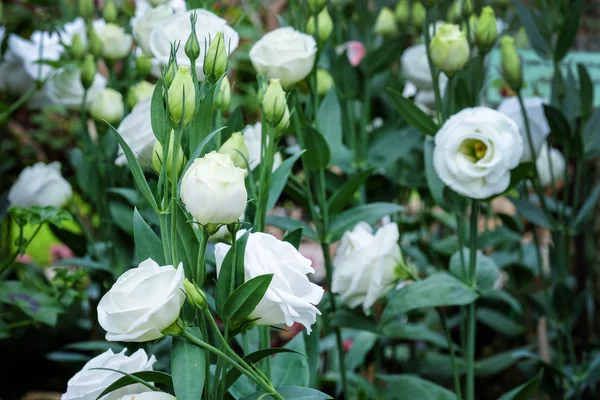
[498,369,543,400]
[382,321,453,349]
[476,308,524,337]
[424,138,449,209]
[361,39,406,75]
[133,208,165,265]
[554,0,582,62]
[383,274,479,319]
[327,203,404,243]
[475,347,532,377]
[222,274,273,322]
[266,216,318,241]
[172,327,205,400]
[108,123,159,213]
[317,90,343,153]
[497,212,524,234]
[110,202,134,234]
[94,370,168,399]
[189,82,217,157]
[240,387,332,400]
[332,309,379,333]
[303,126,331,169]
[377,374,457,400]
[327,169,374,215]
[222,107,244,143]
[512,0,552,58]
[584,107,600,158]
[387,88,439,136]
[572,183,600,232]
[482,290,524,315]
[0,281,63,326]
[216,231,250,318]
[267,151,305,211]
[271,335,310,387]
[176,203,199,278]
[346,331,378,371]
[543,105,571,147]
[282,228,303,249]
[578,64,593,121]
[449,248,500,291]
[150,81,168,144]
[510,198,552,229]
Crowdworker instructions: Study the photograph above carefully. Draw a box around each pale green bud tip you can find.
[136,55,153,77]
[103,0,118,23]
[395,0,410,24]
[306,8,334,43]
[89,30,103,58]
[183,279,207,310]
[447,1,461,23]
[461,0,473,19]
[429,24,470,76]
[307,0,326,12]
[218,132,249,169]
[374,7,398,36]
[411,2,426,30]
[274,105,290,135]
[204,32,227,81]
[500,36,522,91]
[161,319,184,336]
[213,76,231,113]
[185,30,201,62]
[475,7,498,52]
[168,66,196,126]
[262,78,287,126]
[152,130,185,176]
[81,55,97,89]
[316,69,334,96]
[79,0,95,20]
[127,81,155,108]
[70,34,86,60]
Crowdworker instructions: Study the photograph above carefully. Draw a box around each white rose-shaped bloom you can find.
[433,107,523,199]
[215,231,324,333]
[62,349,156,400]
[242,122,283,171]
[536,143,566,187]
[131,5,180,55]
[115,98,156,167]
[332,222,402,315]
[98,258,185,342]
[497,96,550,162]
[134,0,186,17]
[44,68,107,109]
[0,30,34,97]
[90,88,125,124]
[8,162,73,208]
[120,394,176,400]
[93,20,134,60]
[180,151,247,225]
[148,9,239,80]
[250,27,317,87]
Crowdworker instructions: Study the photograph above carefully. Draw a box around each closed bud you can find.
[218,132,249,169]
[306,8,333,43]
[161,319,183,336]
[136,54,153,78]
[261,78,287,126]
[500,36,522,91]
[80,55,97,89]
[307,0,326,12]
[185,29,201,62]
[88,29,104,58]
[316,68,334,95]
[461,0,473,19]
[183,279,208,310]
[374,7,398,36]
[204,32,227,81]
[447,1,462,23]
[411,2,426,31]
[79,0,95,20]
[168,66,195,126]
[421,0,436,8]
[475,7,498,53]
[89,88,124,124]
[274,106,290,135]
[429,24,470,76]
[103,0,118,23]
[152,129,185,177]
[70,33,86,60]
[395,0,410,24]
[127,81,155,108]
[164,61,177,87]
[213,76,231,113]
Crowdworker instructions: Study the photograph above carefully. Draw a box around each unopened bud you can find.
[307,0,326,12]
[447,1,462,24]
[306,8,333,42]
[374,7,398,37]
[461,0,473,20]
[152,129,185,176]
[500,36,522,92]
[213,75,231,113]
[127,81,155,108]
[261,79,287,126]
[183,279,207,310]
[161,319,183,336]
[316,68,334,96]
[103,0,118,23]
[411,2,426,31]
[274,105,290,135]
[185,29,201,62]
[164,60,177,87]
[395,0,410,24]
[88,29,103,58]
[89,88,124,124]
[429,24,470,76]
[136,54,153,78]
[79,0,94,20]
[70,33,86,60]
[80,55,97,89]
[168,66,195,126]
[204,32,227,81]
[219,132,249,169]
[475,7,498,53]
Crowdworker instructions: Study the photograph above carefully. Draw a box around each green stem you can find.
[466,199,479,400]
[438,309,463,400]
[199,315,211,400]
[0,224,43,278]
[170,126,184,266]
[468,201,479,283]
[254,122,275,232]
[159,213,171,264]
[196,226,209,285]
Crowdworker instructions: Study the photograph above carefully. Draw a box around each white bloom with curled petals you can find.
[115,98,156,167]
[44,67,107,109]
[8,162,72,208]
[93,20,134,60]
[242,122,282,171]
[131,4,180,55]
[536,143,566,187]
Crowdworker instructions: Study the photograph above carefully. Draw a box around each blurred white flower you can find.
[93,20,133,60]
[134,0,186,16]
[44,67,106,109]
[242,122,283,171]
[8,162,72,209]
[89,88,125,124]
[401,44,448,91]
[115,98,156,167]
[131,4,181,55]
[536,143,566,187]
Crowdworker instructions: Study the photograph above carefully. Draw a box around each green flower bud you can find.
[429,23,470,76]
[307,0,326,12]
[461,0,473,19]
[136,54,153,78]
[274,105,290,135]
[164,60,177,87]
[161,319,184,336]
[374,7,398,36]
[447,1,462,23]
[316,68,334,96]
[80,55,97,89]
[213,75,231,113]
[306,8,333,43]
[103,0,118,23]
[475,7,498,53]
[421,0,436,8]
[127,81,155,109]
[88,29,104,58]
[500,36,522,92]
[411,2,426,31]
[89,88,124,124]
[79,0,95,20]
[183,279,208,310]
[168,66,195,126]
[152,129,186,176]
[70,33,86,60]
[261,78,287,126]
[395,0,410,24]
[218,132,249,169]
[185,29,201,62]
[203,32,227,81]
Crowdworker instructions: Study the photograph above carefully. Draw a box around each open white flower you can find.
[536,143,566,187]
[497,96,550,162]
[131,4,181,55]
[44,67,107,110]
[93,20,134,60]
[249,27,317,87]
[332,222,403,315]
[134,0,186,16]
[433,107,523,199]
[98,258,185,342]
[148,9,239,80]
[215,231,324,333]
[62,348,156,400]
[115,98,156,167]
[242,122,283,171]
[8,162,72,208]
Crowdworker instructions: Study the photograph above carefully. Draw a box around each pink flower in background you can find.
[16,254,32,264]
[343,339,353,352]
[342,41,366,66]
[51,244,74,263]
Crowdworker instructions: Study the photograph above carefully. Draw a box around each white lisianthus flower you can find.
[0,30,35,97]
[536,143,566,187]
[134,0,186,17]
[115,98,156,167]
[93,20,134,60]
[180,151,247,226]
[497,96,550,162]
[249,27,317,88]
[429,23,470,76]
[120,394,176,400]
[98,258,185,342]
[8,162,72,208]
[62,349,156,400]
[332,222,403,315]
[131,4,180,55]
[215,231,324,333]
[89,88,125,124]
[242,122,283,171]
[401,44,448,91]
[44,67,107,109]
[433,107,523,199]
[148,9,239,80]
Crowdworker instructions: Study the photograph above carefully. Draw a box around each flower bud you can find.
[447,1,462,23]
[80,55,97,89]
[164,61,177,87]
[411,2,426,31]
[152,129,185,177]
[79,0,95,20]
[103,0,118,24]
[274,105,290,135]
[185,28,201,62]
[218,132,249,169]
[429,24,470,76]
[204,32,227,81]
[136,54,153,78]
[316,68,334,96]
[89,88,124,124]
[306,8,333,43]
[70,33,86,60]
[261,79,287,126]
[475,7,498,53]
[307,0,326,12]
[374,7,398,37]
[168,66,195,126]
[461,0,473,20]
[88,29,104,58]
[213,76,231,113]
[183,279,207,310]
[395,0,410,24]
[162,319,183,336]
[421,0,436,8]
[127,81,155,109]
[500,36,522,91]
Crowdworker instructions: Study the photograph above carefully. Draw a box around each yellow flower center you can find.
[459,139,488,162]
